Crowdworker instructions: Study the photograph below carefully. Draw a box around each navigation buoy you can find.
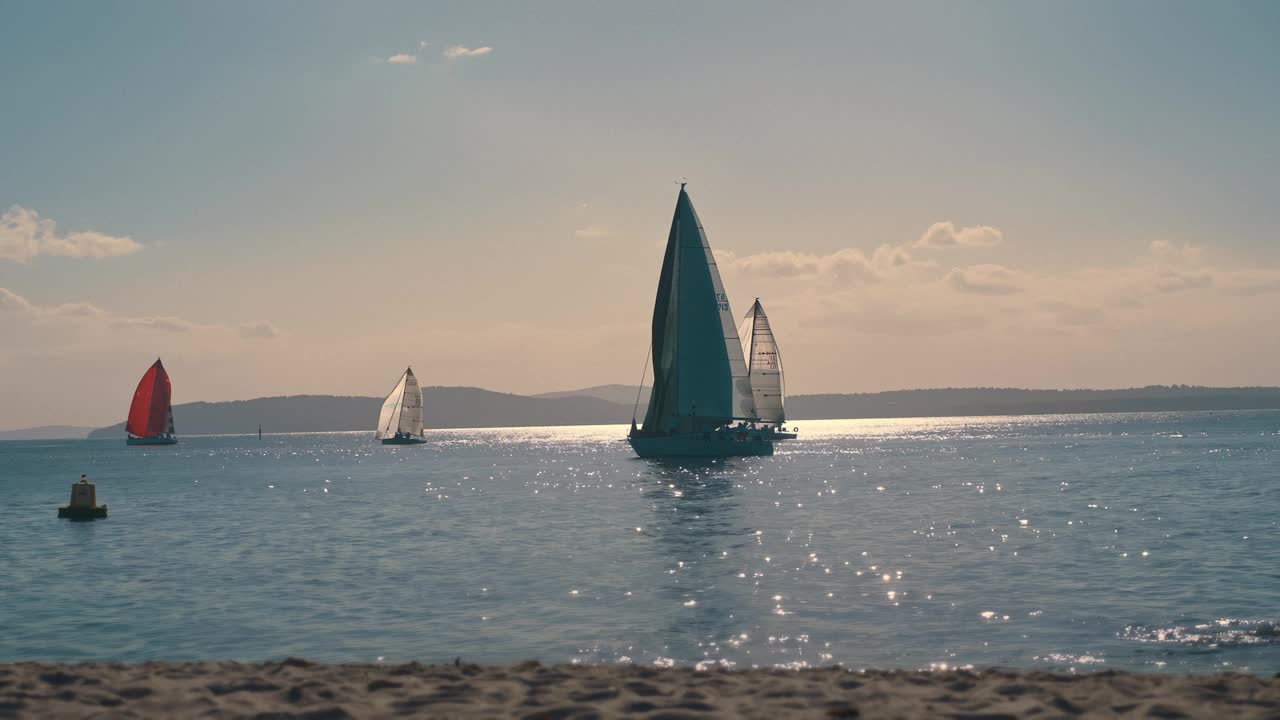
[58,475,107,520]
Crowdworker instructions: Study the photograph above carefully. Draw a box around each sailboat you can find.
[126,358,177,445]
[738,299,797,440]
[377,366,426,445]
[628,185,773,458]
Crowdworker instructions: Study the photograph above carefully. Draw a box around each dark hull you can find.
[629,431,773,458]
[380,437,426,445]
[127,435,178,446]
[59,505,107,520]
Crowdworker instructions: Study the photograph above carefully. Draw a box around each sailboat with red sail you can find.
[126,358,178,446]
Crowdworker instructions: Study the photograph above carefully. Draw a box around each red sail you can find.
[126,359,172,437]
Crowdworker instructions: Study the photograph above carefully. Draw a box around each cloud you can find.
[1149,239,1203,265]
[915,221,1003,249]
[809,295,989,336]
[1219,270,1280,296]
[946,264,1025,295]
[731,244,914,285]
[46,301,107,319]
[239,321,280,339]
[0,288,34,312]
[386,53,417,64]
[1153,269,1213,293]
[574,225,610,239]
[112,316,193,333]
[1041,303,1106,326]
[1,288,109,320]
[1,287,278,340]
[1,206,143,262]
[730,220,1002,288]
[444,45,493,59]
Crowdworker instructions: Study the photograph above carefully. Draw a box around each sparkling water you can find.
[2,411,1278,673]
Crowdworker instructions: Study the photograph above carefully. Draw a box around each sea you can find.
[2,410,1278,674]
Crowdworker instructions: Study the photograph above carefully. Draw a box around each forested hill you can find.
[80,385,1280,439]
[85,388,633,438]
[787,386,1280,420]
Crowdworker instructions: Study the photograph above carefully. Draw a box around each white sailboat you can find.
[377,367,426,445]
[738,299,797,439]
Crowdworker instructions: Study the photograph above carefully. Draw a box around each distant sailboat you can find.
[377,367,426,445]
[628,185,773,458]
[126,358,177,445]
[738,299,797,440]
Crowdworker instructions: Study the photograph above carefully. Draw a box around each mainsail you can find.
[640,187,755,434]
[738,299,785,424]
[377,367,423,439]
[126,359,175,438]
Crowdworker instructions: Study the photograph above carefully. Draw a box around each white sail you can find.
[398,368,424,436]
[691,205,756,420]
[738,299,785,424]
[376,370,409,440]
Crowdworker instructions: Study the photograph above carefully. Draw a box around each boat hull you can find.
[58,505,108,520]
[629,431,773,458]
[126,435,178,446]
[768,431,798,440]
[380,437,426,445]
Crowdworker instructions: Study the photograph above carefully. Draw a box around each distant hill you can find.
[535,384,650,408]
[77,384,1280,439]
[0,425,95,441]
[787,386,1280,420]
[86,387,635,439]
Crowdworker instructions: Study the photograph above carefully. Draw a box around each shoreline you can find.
[3,660,1279,719]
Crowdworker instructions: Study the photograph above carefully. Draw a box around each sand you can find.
[3,659,1278,719]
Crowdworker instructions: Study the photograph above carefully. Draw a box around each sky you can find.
[3,1,1280,430]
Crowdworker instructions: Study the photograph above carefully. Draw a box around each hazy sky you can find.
[3,1,1279,430]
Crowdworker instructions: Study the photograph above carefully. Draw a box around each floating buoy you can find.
[58,475,107,520]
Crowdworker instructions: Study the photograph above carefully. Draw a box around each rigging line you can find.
[632,345,652,422]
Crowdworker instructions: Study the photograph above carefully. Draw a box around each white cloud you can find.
[1040,302,1106,326]
[112,316,193,333]
[946,264,1025,295]
[731,244,915,285]
[813,296,990,336]
[574,225,610,239]
[1149,239,1203,265]
[1,288,109,320]
[444,45,493,59]
[45,301,107,319]
[1219,270,1280,296]
[386,53,417,64]
[1,206,143,262]
[1153,269,1213,293]
[0,288,34,312]
[0,287,278,340]
[729,220,1002,288]
[915,221,1003,249]
[239,321,280,339]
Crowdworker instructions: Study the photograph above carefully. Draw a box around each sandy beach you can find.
[3,660,1279,719]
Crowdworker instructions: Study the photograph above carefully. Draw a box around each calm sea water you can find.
[2,411,1278,674]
